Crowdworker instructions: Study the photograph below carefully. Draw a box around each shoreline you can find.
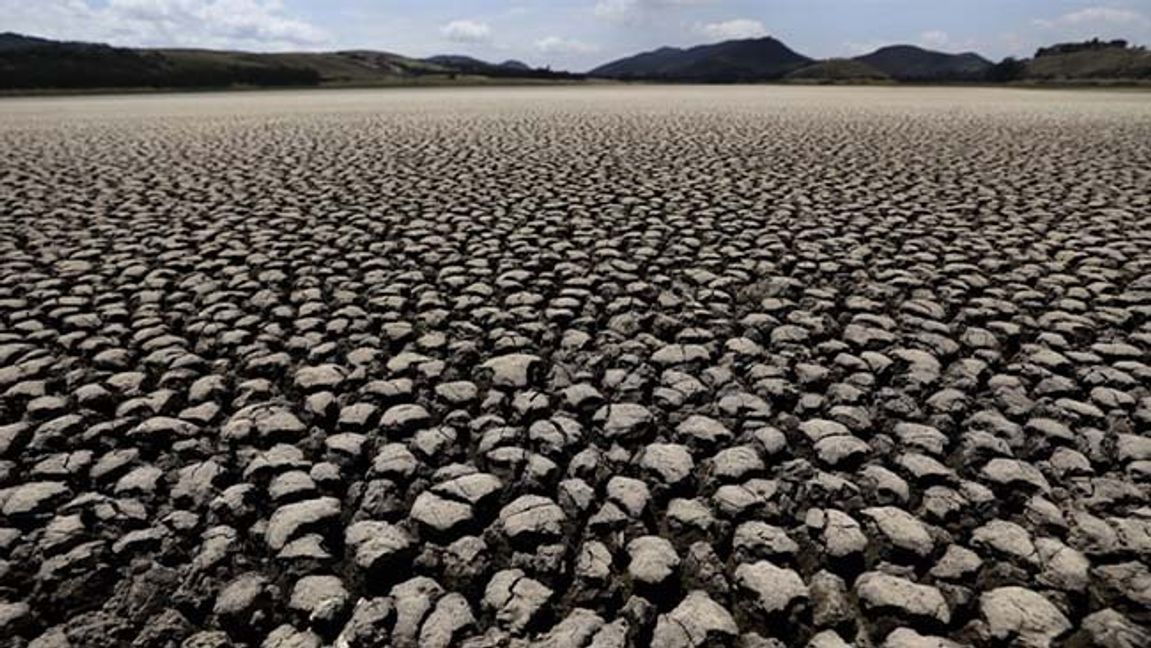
[2,78,1149,100]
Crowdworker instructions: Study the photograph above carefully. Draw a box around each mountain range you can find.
[0,32,580,90]
[589,36,1148,83]
[1,31,1148,91]
[853,45,991,81]
[588,40,1003,82]
[590,37,811,81]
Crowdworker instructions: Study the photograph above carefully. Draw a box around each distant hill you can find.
[0,34,322,90]
[786,59,889,82]
[1026,40,1151,80]
[853,45,991,81]
[589,35,1148,84]
[0,33,60,51]
[1036,38,1131,58]
[590,37,811,81]
[424,54,543,76]
[0,33,580,91]
[5,31,1148,91]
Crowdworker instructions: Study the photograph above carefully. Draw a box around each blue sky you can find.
[5,1,1151,70]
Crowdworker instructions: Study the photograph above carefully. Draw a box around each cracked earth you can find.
[0,86,1149,647]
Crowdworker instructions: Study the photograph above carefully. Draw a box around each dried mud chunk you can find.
[809,570,853,631]
[854,571,950,627]
[861,506,934,559]
[593,403,654,442]
[265,497,341,550]
[223,404,306,444]
[651,590,738,648]
[128,416,200,445]
[1073,608,1151,648]
[214,572,275,635]
[0,422,32,458]
[733,521,799,562]
[972,519,1039,566]
[172,460,225,507]
[606,476,651,517]
[389,577,445,648]
[381,404,432,435]
[333,597,394,648]
[710,446,765,483]
[479,354,542,389]
[639,443,694,486]
[931,544,983,581]
[979,586,1070,647]
[411,492,474,536]
[2,480,71,518]
[626,535,681,586]
[419,592,475,648]
[734,560,809,618]
[814,435,870,468]
[289,574,349,628]
[483,569,553,633]
[1092,561,1151,610]
[1035,538,1089,592]
[806,509,868,560]
[261,624,322,648]
[436,381,479,405]
[980,458,1051,494]
[531,608,605,648]
[881,628,964,648]
[499,495,566,545]
[294,364,346,392]
[442,535,491,589]
[587,619,630,648]
[346,520,415,575]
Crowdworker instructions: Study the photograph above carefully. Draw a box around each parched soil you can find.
[0,86,1149,648]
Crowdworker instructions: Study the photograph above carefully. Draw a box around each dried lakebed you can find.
[0,87,1149,648]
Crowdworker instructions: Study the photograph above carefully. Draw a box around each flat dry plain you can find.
[0,87,1150,648]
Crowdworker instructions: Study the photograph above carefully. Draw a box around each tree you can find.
[987,57,1026,82]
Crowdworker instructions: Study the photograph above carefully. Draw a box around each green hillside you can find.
[1026,47,1151,81]
[0,33,581,91]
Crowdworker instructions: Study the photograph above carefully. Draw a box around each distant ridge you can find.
[424,54,539,75]
[1026,39,1151,81]
[0,33,583,90]
[590,37,811,81]
[2,31,1148,92]
[589,38,993,83]
[0,33,62,51]
[853,44,992,81]
[590,36,1148,83]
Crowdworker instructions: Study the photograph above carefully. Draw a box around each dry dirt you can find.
[1,86,1150,648]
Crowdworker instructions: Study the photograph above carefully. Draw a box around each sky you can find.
[4,0,1151,71]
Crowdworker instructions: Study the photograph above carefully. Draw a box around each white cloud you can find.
[1029,5,1151,48]
[535,36,599,54]
[593,0,634,20]
[697,18,768,41]
[594,0,715,22]
[1034,6,1150,29]
[918,30,950,49]
[441,19,492,43]
[0,0,328,50]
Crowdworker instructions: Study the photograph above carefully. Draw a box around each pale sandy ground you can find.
[1,85,1149,121]
[0,86,1149,648]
